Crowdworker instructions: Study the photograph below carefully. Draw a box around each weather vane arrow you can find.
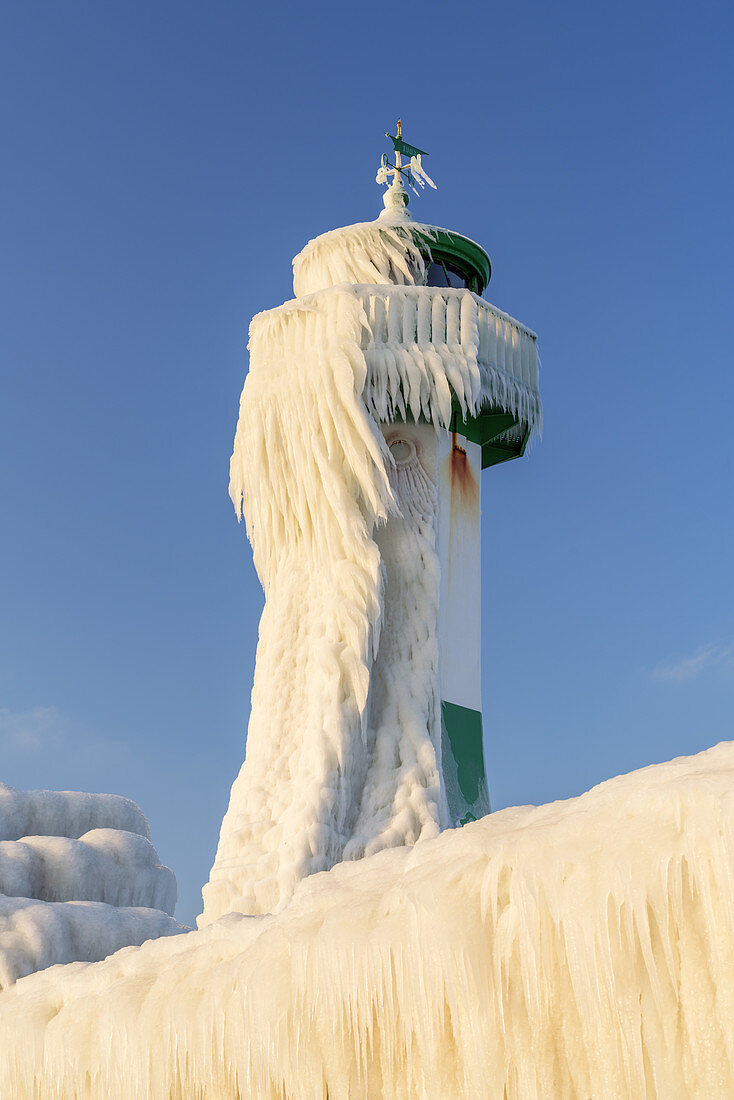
[385,130,429,161]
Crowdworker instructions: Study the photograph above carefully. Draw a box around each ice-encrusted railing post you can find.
[353,286,539,433]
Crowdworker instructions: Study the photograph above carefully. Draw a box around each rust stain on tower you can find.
[448,431,479,517]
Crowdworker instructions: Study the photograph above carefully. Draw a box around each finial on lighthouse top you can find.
[376,118,437,220]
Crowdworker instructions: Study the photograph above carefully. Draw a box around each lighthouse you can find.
[200,125,542,922]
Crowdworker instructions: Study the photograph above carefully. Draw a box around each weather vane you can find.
[376,118,436,197]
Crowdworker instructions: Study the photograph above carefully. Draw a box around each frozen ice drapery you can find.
[344,422,448,861]
[3,742,734,1098]
[202,263,541,922]
[292,218,430,297]
[202,292,394,921]
[201,217,542,922]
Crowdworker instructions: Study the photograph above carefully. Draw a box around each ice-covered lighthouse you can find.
[200,124,542,923]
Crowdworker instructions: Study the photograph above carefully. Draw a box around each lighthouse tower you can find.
[200,126,541,922]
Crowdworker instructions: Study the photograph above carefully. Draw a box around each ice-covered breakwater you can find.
[1,742,733,1099]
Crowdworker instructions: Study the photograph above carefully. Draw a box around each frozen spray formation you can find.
[2,743,734,1098]
[0,783,184,988]
[200,210,541,922]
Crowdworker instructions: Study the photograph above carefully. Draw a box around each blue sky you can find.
[1,1,732,927]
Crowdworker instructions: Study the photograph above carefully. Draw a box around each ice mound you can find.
[0,783,150,841]
[1,742,733,1098]
[0,896,186,989]
[0,784,183,989]
[0,829,175,910]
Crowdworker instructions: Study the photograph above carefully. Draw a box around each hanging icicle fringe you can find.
[288,216,541,441]
[356,288,542,442]
[230,283,541,581]
[233,282,541,519]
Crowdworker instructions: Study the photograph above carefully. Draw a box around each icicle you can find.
[410,155,437,190]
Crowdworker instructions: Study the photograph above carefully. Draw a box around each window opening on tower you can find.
[425,259,473,290]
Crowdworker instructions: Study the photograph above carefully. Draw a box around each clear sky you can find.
[2,1,732,927]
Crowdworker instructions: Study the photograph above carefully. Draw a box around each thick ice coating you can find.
[292,217,430,296]
[2,743,733,1098]
[201,217,541,922]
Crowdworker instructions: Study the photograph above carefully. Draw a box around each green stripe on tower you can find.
[441,701,491,825]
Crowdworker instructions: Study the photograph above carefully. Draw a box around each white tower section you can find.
[437,432,483,715]
[200,193,541,923]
